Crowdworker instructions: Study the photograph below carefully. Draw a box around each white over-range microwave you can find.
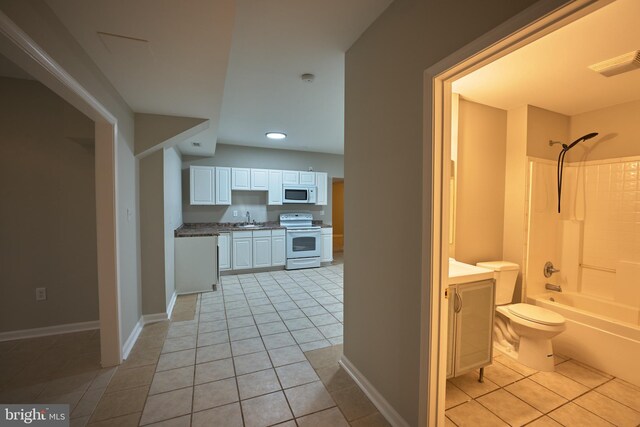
[283,185,317,204]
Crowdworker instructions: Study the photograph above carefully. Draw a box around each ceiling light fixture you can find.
[266,132,287,140]
[301,73,315,83]
[192,142,201,147]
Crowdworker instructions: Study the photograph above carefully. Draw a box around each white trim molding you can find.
[121,318,144,360]
[0,321,100,342]
[167,291,177,319]
[339,355,409,427]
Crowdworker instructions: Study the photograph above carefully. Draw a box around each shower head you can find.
[563,132,599,150]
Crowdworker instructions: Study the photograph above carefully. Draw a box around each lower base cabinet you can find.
[447,279,495,378]
[253,230,272,268]
[321,227,333,262]
[218,233,231,270]
[175,236,218,293]
[232,232,253,270]
[272,230,286,266]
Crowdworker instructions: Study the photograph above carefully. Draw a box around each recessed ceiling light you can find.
[266,132,287,140]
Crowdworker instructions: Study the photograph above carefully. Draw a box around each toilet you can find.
[477,261,566,372]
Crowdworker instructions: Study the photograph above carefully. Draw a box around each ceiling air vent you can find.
[588,50,640,77]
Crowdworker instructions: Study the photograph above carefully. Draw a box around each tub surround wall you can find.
[527,156,640,305]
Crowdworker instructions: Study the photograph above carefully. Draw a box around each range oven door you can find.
[286,229,321,259]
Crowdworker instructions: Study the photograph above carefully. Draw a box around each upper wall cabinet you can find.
[268,170,283,205]
[215,167,231,205]
[299,171,316,186]
[282,170,299,185]
[316,172,328,206]
[190,166,216,205]
[251,169,269,190]
[232,168,251,190]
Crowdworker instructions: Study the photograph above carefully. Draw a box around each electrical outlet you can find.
[233,210,238,217]
[36,287,47,301]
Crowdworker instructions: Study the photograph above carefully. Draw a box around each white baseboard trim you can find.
[142,313,169,324]
[121,318,144,360]
[167,291,177,319]
[0,320,100,342]
[339,355,410,427]
[121,295,179,360]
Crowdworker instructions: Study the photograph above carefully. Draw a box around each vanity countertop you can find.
[448,258,495,285]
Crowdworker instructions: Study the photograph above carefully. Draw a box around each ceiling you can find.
[217,0,392,155]
[44,0,391,156]
[45,0,236,156]
[453,0,640,116]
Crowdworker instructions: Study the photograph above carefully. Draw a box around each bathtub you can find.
[529,292,640,387]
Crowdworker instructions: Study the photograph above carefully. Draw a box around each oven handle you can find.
[286,230,321,234]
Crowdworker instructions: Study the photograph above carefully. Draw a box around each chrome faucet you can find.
[543,261,560,278]
[245,211,252,225]
[545,283,562,292]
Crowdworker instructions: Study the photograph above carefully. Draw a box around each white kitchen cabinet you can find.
[447,279,495,379]
[252,230,272,268]
[218,232,231,271]
[232,168,251,190]
[299,171,316,186]
[215,167,231,205]
[316,172,328,206]
[251,169,269,190]
[321,227,333,263]
[190,166,216,205]
[271,229,286,266]
[282,170,299,185]
[268,170,283,205]
[232,231,253,270]
[175,236,218,293]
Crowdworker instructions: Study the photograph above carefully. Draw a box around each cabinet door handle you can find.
[454,292,462,313]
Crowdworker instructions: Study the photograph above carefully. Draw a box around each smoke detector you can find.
[589,50,640,77]
[301,73,315,83]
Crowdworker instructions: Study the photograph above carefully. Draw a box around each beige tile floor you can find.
[0,329,116,427]
[446,349,640,426]
[1,260,390,426]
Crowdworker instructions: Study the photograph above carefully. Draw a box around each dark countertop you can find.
[175,221,332,237]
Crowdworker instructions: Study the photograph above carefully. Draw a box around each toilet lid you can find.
[508,303,565,326]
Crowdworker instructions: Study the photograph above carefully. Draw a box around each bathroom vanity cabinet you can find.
[447,279,495,379]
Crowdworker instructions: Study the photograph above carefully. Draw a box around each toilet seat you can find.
[508,303,565,326]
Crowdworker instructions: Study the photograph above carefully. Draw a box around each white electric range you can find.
[279,212,321,270]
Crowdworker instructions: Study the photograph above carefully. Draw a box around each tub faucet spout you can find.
[545,283,562,292]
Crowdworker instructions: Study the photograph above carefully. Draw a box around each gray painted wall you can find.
[0,77,98,332]
[183,144,344,224]
[1,0,142,348]
[344,0,543,424]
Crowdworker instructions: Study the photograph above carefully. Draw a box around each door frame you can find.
[422,0,611,424]
[0,11,122,366]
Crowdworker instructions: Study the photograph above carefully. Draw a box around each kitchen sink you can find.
[238,224,257,228]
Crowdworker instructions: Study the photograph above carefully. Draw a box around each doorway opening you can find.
[0,14,121,367]
[425,0,640,424]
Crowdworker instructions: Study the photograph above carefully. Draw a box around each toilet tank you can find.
[476,261,520,305]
